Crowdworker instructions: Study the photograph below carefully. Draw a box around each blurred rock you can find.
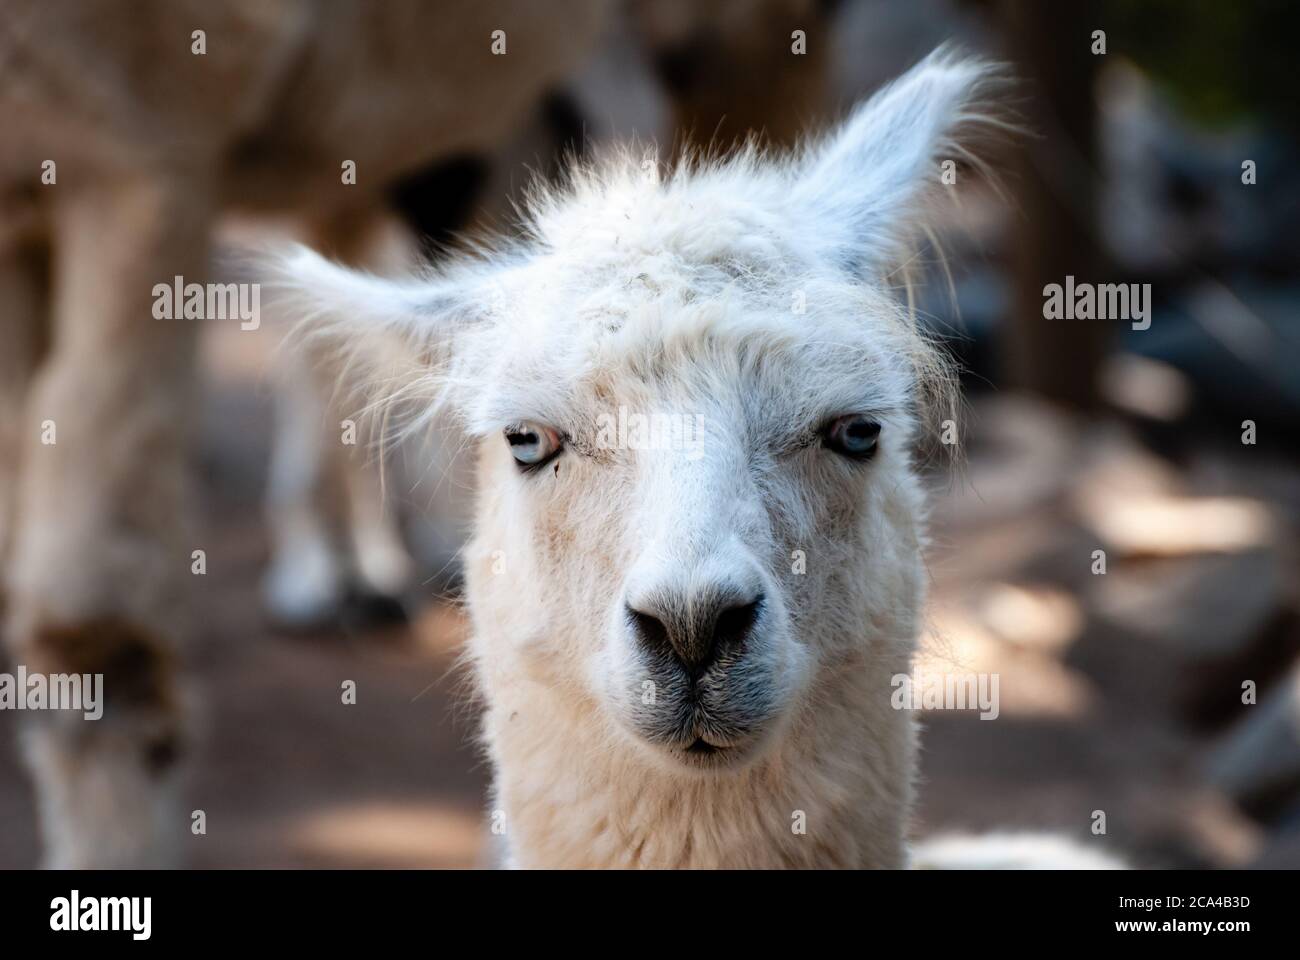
[1089,550,1287,659]
[1247,829,1300,868]
[1247,800,1300,867]
[1074,491,1274,558]
[1204,664,1300,818]
[1090,549,1298,723]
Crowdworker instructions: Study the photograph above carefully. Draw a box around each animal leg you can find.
[0,235,48,582]
[263,208,420,622]
[4,175,208,867]
[262,352,349,628]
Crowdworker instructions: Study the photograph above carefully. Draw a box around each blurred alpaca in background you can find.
[0,0,606,867]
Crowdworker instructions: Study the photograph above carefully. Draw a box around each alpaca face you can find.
[273,48,1003,784]
[462,247,932,773]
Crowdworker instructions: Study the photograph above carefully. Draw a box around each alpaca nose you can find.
[626,589,764,676]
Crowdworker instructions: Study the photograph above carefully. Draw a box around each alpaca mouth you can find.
[674,734,756,770]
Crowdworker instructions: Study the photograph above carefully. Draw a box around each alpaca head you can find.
[273,49,1006,776]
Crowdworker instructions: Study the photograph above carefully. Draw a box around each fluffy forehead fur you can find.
[481,247,922,456]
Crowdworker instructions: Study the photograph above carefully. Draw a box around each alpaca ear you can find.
[792,48,1009,276]
[262,244,487,421]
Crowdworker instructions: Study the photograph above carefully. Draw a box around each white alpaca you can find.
[274,49,1014,868]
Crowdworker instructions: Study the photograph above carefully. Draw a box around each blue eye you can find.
[505,422,563,469]
[822,414,881,460]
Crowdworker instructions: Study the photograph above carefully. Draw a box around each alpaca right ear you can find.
[791,47,1011,277]
[263,244,488,421]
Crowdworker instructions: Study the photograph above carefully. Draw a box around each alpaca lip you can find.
[674,735,757,770]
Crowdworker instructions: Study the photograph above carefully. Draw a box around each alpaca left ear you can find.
[261,244,489,420]
[792,47,1010,277]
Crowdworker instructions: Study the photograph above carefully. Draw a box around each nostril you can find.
[713,595,763,650]
[627,605,671,654]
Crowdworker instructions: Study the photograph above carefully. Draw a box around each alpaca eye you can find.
[822,414,881,460]
[505,422,563,470]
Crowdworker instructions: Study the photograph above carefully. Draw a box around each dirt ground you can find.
[1,316,1294,869]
